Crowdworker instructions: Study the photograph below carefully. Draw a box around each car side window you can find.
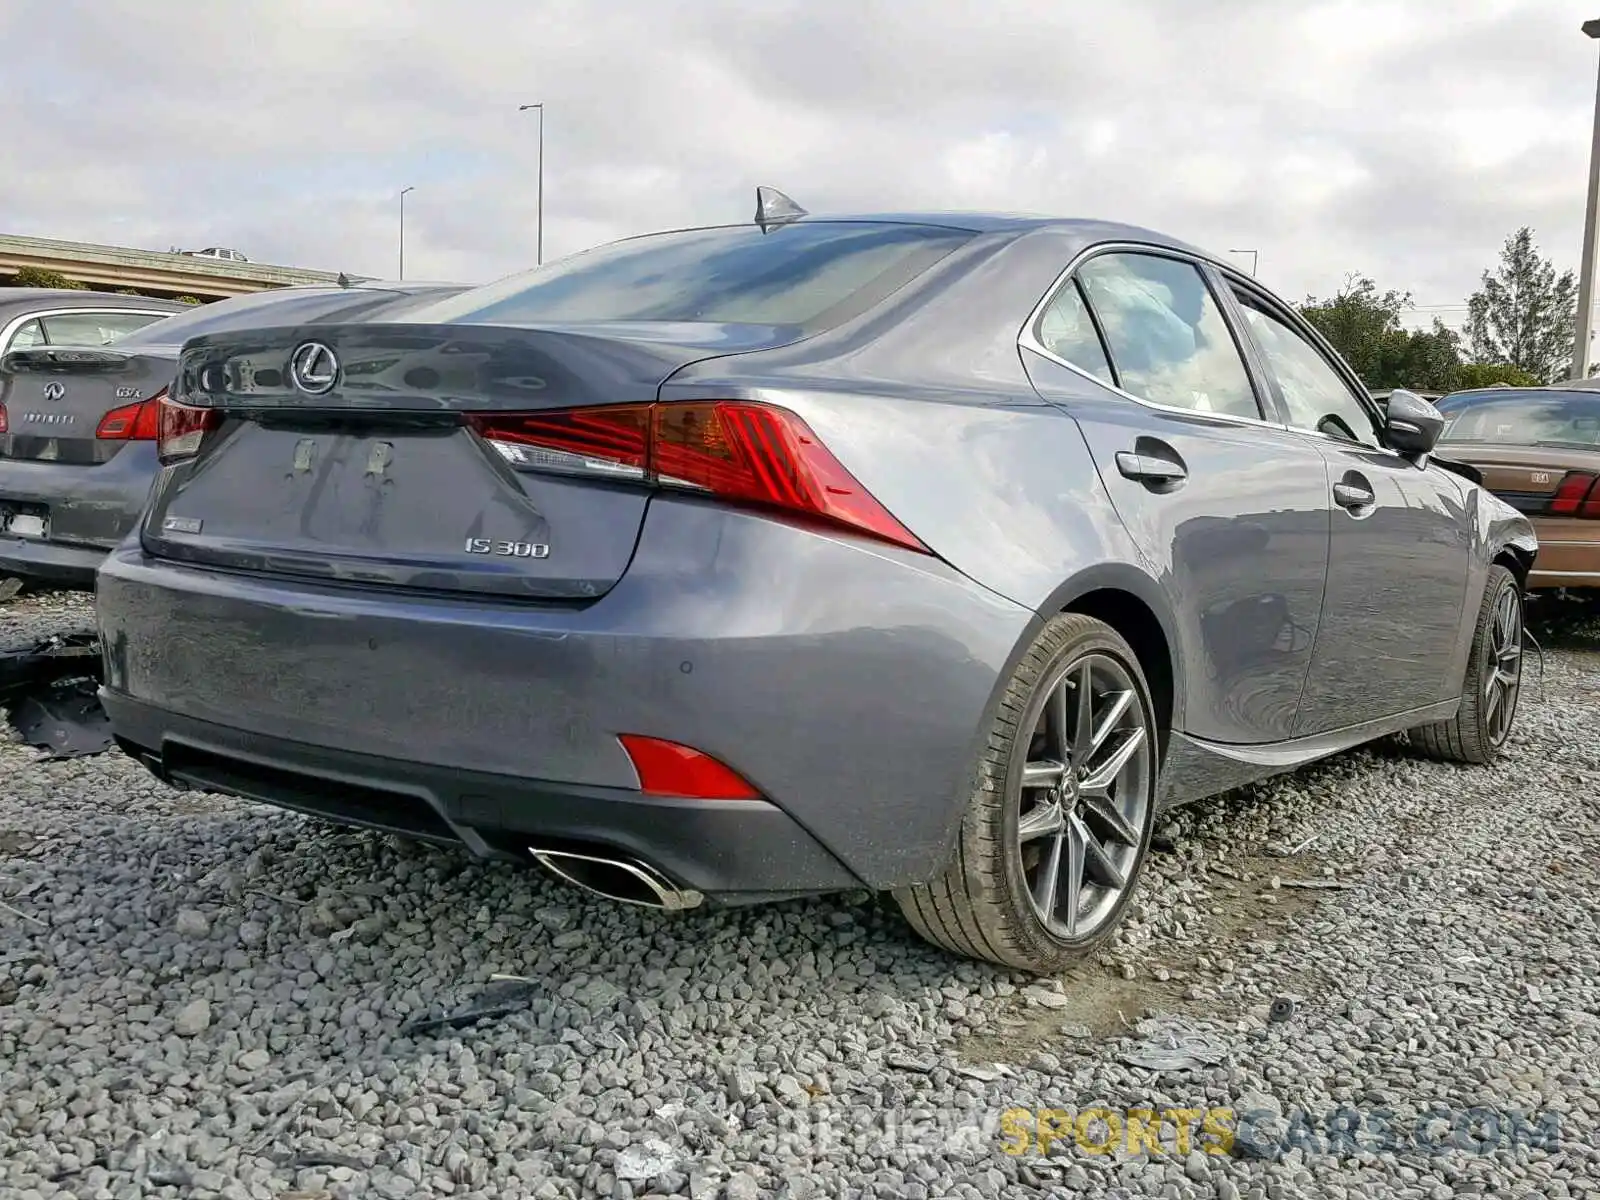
[5,319,46,353]
[1035,279,1114,385]
[1232,291,1382,448]
[1075,251,1261,419]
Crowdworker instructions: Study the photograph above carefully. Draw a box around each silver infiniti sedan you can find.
[0,282,462,587]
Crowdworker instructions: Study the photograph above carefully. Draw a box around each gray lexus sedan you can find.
[95,201,1536,971]
[0,281,462,586]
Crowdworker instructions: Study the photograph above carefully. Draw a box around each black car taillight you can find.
[467,400,930,553]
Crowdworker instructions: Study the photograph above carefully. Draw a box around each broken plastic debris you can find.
[1116,1017,1229,1072]
[400,977,539,1037]
[0,631,113,758]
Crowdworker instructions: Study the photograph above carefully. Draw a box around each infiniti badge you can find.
[288,341,340,396]
[42,381,65,401]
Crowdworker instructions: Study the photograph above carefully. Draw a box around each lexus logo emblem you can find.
[288,341,339,396]
[42,382,65,401]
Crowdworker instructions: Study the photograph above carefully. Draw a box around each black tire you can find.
[893,613,1160,973]
[1410,564,1523,765]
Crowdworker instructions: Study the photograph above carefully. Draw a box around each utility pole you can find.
[398,186,414,280]
[519,103,545,264]
[1571,20,1600,378]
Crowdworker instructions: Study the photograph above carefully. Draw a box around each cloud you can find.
[1,0,1594,318]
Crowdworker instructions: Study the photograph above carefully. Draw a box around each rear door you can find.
[1021,247,1333,745]
[1223,278,1471,732]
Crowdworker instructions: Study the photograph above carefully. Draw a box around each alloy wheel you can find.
[1013,652,1152,941]
[1484,583,1522,747]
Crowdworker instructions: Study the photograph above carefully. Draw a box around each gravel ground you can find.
[2,589,1599,1200]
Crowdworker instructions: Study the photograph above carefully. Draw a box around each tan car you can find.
[1433,384,1600,592]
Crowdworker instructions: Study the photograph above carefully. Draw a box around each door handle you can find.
[1333,482,1375,509]
[1116,451,1187,483]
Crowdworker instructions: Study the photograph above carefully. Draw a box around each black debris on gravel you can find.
[0,630,113,758]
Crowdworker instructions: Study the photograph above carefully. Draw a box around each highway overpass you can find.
[0,234,364,301]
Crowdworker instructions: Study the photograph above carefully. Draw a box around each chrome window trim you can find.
[0,306,179,356]
[1020,240,1421,466]
[1018,240,1286,434]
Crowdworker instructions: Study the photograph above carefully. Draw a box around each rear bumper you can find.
[105,692,862,902]
[0,535,104,585]
[0,444,158,585]
[95,497,1036,891]
[1526,517,1600,590]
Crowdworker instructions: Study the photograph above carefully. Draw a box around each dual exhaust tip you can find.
[528,846,704,912]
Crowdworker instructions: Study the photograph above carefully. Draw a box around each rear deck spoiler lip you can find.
[1,346,133,374]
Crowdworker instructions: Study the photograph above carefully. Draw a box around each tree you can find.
[172,295,203,305]
[1452,362,1540,389]
[1299,274,1463,390]
[10,266,88,290]
[1300,274,1412,387]
[1463,227,1576,384]
[1393,319,1466,392]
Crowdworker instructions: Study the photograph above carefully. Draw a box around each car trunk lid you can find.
[0,347,172,465]
[141,321,796,599]
[1441,441,1600,516]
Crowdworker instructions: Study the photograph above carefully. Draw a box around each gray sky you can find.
[4,0,1595,326]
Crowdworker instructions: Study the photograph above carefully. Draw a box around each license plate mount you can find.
[2,512,47,539]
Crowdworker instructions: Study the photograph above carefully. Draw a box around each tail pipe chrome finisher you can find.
[527,846,704,912]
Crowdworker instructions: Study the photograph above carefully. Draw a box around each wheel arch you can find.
[1492,539,1535,590]
[1038,563,1183,758]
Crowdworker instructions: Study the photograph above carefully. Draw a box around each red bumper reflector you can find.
[617,734,761,800]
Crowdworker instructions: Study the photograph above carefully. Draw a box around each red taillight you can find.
[1581,479,1600,519]
[617,734,761,800]
[468,401,929,553]
[95,389,166,441]
[1550,471,1599,516]
[157,395,222,464]
[0,401,7,435]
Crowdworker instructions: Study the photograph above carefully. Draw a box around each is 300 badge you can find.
[465,538,550,559]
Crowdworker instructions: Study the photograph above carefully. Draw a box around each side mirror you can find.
[1383,388,1444,458]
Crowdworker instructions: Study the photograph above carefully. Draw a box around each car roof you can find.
[1438,386,1600,407]
[781,211,1218,260]
[608,211,1222,269]
[0,288,190,312]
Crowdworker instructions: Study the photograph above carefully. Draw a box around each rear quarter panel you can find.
[658,377,1187,733]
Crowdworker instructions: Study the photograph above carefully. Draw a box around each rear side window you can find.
[1035,280,1114,385]
[401,221,973,332]
[5,319,45,353]
[1075,252,1261,419]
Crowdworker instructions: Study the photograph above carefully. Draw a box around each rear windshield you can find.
[395,221,974,332]
[1438,393,1600,450]
[117,287,454,348]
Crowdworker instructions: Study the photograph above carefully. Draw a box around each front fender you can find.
[1443,487,1538,693]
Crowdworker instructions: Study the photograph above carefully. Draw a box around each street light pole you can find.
[398,186,414,280]
[519,103,544,264]
[1571,20,1600,379]
[1229,249,1259,276]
